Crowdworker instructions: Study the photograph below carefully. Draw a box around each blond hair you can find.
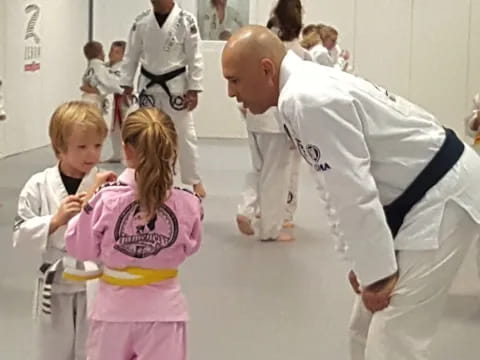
[301,31,322,50]
[319,25,338,42]
[122,108,178,220]
[302,24,321,38]
[49,101,107,157]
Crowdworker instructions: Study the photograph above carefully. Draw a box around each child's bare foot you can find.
[283,221,295,229]
[236,215,255,236]
[193,183,206,198]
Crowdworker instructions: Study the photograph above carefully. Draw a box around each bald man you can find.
[222,26,480,360]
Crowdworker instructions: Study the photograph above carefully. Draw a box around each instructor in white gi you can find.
[222,26,480,360]
[121,0,206,197]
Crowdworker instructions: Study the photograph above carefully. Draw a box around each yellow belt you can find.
[63,267,178,287]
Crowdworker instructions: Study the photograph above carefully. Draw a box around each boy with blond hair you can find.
[13,101,113,360]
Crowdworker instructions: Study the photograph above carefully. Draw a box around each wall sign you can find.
[24,4,41,72]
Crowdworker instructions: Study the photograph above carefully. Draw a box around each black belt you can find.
[140,66,187,111]
[384,128,465,238]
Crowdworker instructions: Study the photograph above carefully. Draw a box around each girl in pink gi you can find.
[65,107,203,360]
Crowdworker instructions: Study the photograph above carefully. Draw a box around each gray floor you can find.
[1,139,479,359]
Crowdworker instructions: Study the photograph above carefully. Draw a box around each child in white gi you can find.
[237,107,296,241]
[81,41,123,113]
[0,79,6,121]
[464,93,480,278]
[302,24,352,71]
[236,2,308,241]
[13,101,109,360]
[105,41,128,162]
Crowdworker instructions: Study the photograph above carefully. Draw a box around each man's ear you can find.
[260,58,276,78]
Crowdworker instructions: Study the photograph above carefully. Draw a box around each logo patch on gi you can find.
[84,203,93,215]
[139,92,155,108]
[170,95,186,111]
[114,201,179,259]
[295,139,332,172]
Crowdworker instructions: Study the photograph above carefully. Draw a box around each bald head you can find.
[223,25,286,66]
[222,26,287,115]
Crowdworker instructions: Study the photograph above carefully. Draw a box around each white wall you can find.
[0,0,7,157]
[354,0,412,97]
[468,0,480,110]
[410,0,471,132]
[0,0,89,158]
[93,0,479,139]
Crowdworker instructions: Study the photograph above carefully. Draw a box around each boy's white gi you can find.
[104,61,129,161]
[81,59,123,113]
[13,166,100,360]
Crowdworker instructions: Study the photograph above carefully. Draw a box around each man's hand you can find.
[361,272,399,313]
[81,84,99,94]
[348,270,361,295]
[185,90,199,111]
[122,86,134,107]
[50,195,83,233]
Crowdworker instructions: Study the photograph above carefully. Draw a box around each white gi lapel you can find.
[52,165,69,201]
[148,4,181,52]
[77,167,98,194]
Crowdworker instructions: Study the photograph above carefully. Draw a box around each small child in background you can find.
[320,25,352,72]
[13,101,109,360]
[65,107,203,360]
[237,106,296,242]
[0,79,6,121]
[301,24,335,67]
[81,41,123,113]
[465,93,480,281]
[465,93,480,151]
[302,24,352,71]
[106,40,129,163]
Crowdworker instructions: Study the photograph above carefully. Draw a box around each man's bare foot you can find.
[277,232,295,242]
[236,215,255,236]
[193,183,206,198]
[283,221,295,229]
[260,232,295,242]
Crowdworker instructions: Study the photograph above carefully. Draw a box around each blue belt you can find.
[384,128,465,238]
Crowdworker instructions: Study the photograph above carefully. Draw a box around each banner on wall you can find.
[199,0,251,41]
[24,3,41,72]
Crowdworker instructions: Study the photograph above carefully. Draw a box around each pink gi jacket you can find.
[65,168,202,322]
